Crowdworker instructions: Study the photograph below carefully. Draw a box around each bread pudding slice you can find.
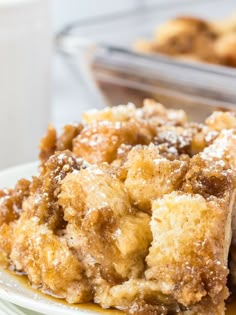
[146,133,236,313]
[0,100,236,315]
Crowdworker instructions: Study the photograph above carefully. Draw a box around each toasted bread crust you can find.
[0,100,236,314]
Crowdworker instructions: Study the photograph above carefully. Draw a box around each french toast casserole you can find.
[135,14,236,67]
[1,99,236,314]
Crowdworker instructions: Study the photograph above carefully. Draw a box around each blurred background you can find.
[51,0,174,129]
[51,0,236,127]
[1,0,236,169]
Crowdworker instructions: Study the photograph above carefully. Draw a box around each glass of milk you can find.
[0,0,52,170]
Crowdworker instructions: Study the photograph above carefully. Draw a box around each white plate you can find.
[0,163,120,315]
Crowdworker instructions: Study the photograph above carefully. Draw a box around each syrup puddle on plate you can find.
[4,268,236,315]
[226,299,236,315]
[6,269,123,314]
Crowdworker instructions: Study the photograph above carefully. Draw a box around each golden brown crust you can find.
[1,100,236,314]
[72,121,141,164]
[39,123,82,165]
[39,124,57,163]
[0,178,30,225]
[124,145,188,212]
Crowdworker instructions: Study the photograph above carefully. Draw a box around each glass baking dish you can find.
[56,0,236,122]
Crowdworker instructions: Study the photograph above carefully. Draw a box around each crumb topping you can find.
[0,99,236,315]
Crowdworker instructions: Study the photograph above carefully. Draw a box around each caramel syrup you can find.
[3,269,236,314]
